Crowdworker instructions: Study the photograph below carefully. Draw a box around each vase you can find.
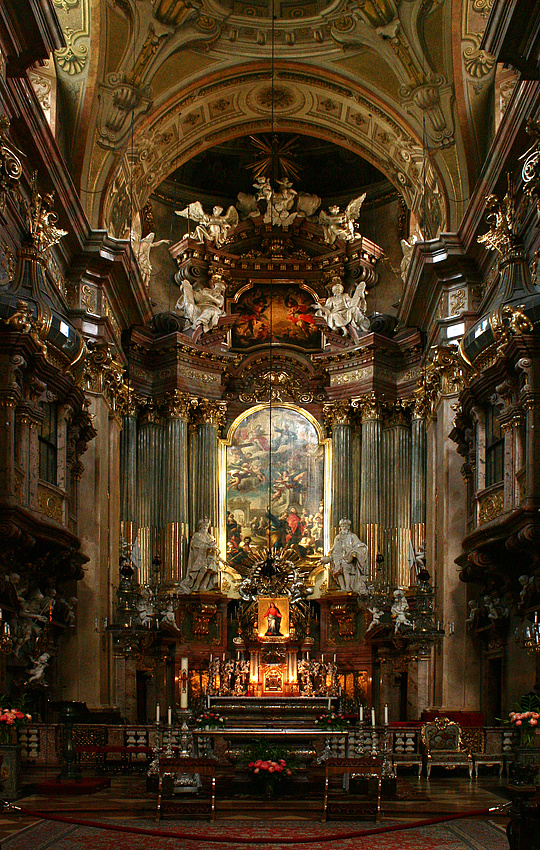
[0,744,22,800]
[511,747,540,786]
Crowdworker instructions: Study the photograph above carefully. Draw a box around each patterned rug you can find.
[2,816,508,850]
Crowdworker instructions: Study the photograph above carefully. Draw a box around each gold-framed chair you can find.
[323,756,382,822]
[421,717,473,780]
[155,757,217,822]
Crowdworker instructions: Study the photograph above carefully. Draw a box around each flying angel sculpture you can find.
[175,201,239,248]
[318,194,366,245]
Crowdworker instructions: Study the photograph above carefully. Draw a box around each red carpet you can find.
[1,816,508,850]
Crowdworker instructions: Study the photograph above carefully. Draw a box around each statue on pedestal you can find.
[313,279,370,336]
[174,272,226,334]
[391,589,412,633]
[178,518,221,594]
[321,518,368,595]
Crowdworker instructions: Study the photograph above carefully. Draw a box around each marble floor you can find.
[0,771,512,845]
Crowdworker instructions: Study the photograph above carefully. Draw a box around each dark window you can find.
[39,402,57,485]
[485,405,503,487]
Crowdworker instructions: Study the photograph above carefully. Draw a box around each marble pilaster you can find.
[323,400,354,532]
[163,391,191,583]
[195,400,226,532]
[357,393,383,579]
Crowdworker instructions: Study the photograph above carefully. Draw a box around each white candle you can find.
[384,704,388,725]
[156,703,160,723]
[210,653,213,661]
[168,707,172,726]
[321,654,325,662]
[180,657,189,709]
[371,708,376,726]
[328,697,331,710]
[359,705,363,722]
[222,653,225,661]
[207,694,210,708]
[333,654,336,662]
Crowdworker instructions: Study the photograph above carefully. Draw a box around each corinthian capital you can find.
[162,389,192,420]
[196,398,227,429]
[352,391,384,421]
[323,399,352,429]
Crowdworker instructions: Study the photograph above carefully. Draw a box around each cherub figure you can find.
[318,194,366,244]
[27,652,51,686]
[391,589,412,633]
[366,604,384,632]
[175,202,239,247]
[175,272,226,334]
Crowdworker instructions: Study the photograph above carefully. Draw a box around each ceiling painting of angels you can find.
[231,284,321,350]
[226,406,325,565]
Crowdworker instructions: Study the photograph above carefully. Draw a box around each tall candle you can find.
[328,697,331,710]
[384,704,388,725]
[371,707,376,726]
[180,657,189,709]
[156,703,160,723]
[168,707,172,726]
[359,705,363,722]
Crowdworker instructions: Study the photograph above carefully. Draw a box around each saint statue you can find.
[175,272,226,333]
[178,518,221,594]
[264,601,283,636]
[313,279,370,336]
[320,518,368,595]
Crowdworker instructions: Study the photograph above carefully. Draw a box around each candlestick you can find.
[371,707,376,726]
[156,703,160,723]
[168,707,172,726]
[328,697,331,710]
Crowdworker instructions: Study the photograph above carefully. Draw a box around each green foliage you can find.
[519,692,540,713]
[241,740,295,766]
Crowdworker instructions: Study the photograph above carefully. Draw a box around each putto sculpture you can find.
[314,278,370,336]
[175,202,239,248]
[318,194,366,244]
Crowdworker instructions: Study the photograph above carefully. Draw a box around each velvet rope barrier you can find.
[5,803,506,843]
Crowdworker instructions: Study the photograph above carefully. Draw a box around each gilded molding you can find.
[162,389,192,419]
[415,345,465,420]
[477,174,520,256]
[38,485,64,524]
[522,117,540,220]
[478,490,504,525]
[27,172,68,253]
[352,391,385,421]
[82,340,128,415]
[0,115,24,215]
[195,398,227,429]
[323,399,352,428]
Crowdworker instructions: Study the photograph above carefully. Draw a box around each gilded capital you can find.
[416,345,465,420]
[162,389,192,420]
[196,398,227,429]
[83,340,128,419]
[352,392,384,421]
[323,399,352,429]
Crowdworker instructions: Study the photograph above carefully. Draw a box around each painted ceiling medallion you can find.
[256,85,294,110]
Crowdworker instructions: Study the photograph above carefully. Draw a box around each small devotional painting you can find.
[231,284,321,350]
[258,596,290,640]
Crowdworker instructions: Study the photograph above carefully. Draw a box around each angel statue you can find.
[175,272,226,333]
[313,278,370,336]
[130,214,170,288]
[175,202,239,248]
[318,194,366,245]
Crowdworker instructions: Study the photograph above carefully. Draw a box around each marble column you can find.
[357,393,383,579]
[120,400,138,552]
[381,402,411,588]
[195,399,227,534]
[137,401,165,584]
[410,406,427,555]
[323,400,354,532]
[163,391,191,584]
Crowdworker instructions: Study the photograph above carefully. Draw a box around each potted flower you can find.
[0,697,31,745]
[507,692,540,785]
[194,711,225,731]
[243,743,294,798]
[315,711,349,731]
[0,697,31,800]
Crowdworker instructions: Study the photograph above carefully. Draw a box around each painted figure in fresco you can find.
[178,518,221,594]
[264,601,283,636]
[321,518,368,595]
[175,272,226,334]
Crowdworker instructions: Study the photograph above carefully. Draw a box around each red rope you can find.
[9,805,501,843]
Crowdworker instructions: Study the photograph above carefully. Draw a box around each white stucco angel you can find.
[264,177,298,226]
[318,194,366,244]
[366,604,384,632]
[313,279,370,336]
[130,214,170,287]
[391,589,412,633]
[175,272,226,333]
[178,517,222,594]
[400,233,419,282]
[27,652,51,686]
[175,202,239,248]
[320,518,369,595]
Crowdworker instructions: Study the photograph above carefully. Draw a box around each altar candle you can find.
[384,704,388,725]
[371,707,376,726]
[156,703,160,723]
[321,654,325,662]
[210,653,213,661]
[223,653,226,661]
[333,654,336,662]
[207,694,210,708]
[168,707,172,726]
[359,705,363,722]
[328,697,331,710]
[180,657,189,709]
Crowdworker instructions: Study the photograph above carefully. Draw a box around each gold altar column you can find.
[194,400,227,533]
[162,391,191,584]
[323,400,354,533]
[356,393,384,579]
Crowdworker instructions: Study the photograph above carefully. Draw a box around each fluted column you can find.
[195,399,227,534]
[163,391,191,584]
[411,399,427,557]
[137,401,164,584]
[356,392,383,580]
[323,400,354,532]
[381,402,411,588]
[120,398,138,552]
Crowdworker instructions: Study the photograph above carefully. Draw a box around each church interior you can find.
[2,0,540,845]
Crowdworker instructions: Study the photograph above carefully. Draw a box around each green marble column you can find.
[324,400,354,532]
[120,403,138,552]
[137,401,164,584]
[411,408,427,555]
[381,402,411,588]
[195,399,226,535]
[163,391,191,584]
[357,393,383,580]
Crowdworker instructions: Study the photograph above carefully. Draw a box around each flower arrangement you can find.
[0,698,31,744]
[244,742,294,797]
[509,692,540,748]
[194,711,225,729]
[315,711,349,731]
[248,757,293,777]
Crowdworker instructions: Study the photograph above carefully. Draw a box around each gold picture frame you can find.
[257,596,290,640]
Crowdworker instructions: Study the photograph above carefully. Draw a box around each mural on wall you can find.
[231,284,321,350]
[226,406,324,563]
